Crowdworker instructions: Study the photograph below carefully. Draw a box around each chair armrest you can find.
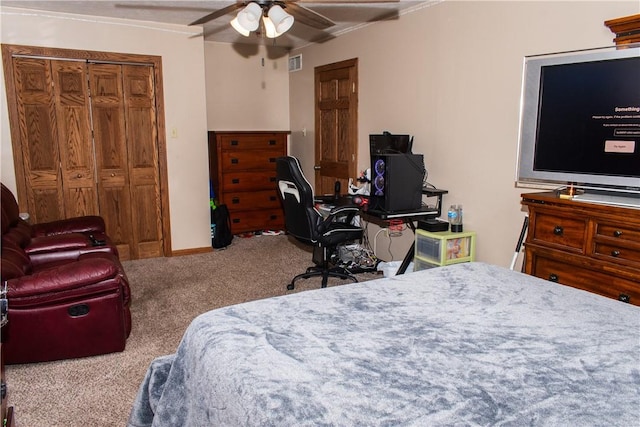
[30,216,106,237]
[328,205,360,217]
[6,257,120,302]
[28,245,118,268]
[318,205,360,234]
[25,234,92,255]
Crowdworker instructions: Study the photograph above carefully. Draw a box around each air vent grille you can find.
[289,54,302,72]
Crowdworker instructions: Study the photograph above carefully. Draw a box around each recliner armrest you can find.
[25,233,92,255]
[6,257,121,303]
[30,216,106,237]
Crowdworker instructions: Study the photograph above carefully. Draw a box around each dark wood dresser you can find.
[208,131,288,235]
[521,192,640,306]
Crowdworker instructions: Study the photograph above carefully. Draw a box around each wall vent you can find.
[289,54,302,72]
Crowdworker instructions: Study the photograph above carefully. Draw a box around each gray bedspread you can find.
[127,262,640,426]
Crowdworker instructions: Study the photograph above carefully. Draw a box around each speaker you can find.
[370,153,424,212]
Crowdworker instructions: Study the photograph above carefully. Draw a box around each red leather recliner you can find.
[0,183,132,364]
[1,238,132,364]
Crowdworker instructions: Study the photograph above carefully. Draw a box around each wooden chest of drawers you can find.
[208,131,288,235]
[521,192,640,306]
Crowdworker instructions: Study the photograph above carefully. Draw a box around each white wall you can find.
[0,6,210,252]
[204,42,290,131]
[288,0,638,268]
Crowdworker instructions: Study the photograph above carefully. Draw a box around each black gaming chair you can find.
[276,156,364,290]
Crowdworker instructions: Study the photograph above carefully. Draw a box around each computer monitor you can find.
[369,132,413,156]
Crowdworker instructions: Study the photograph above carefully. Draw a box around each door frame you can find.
[1,43,172,257]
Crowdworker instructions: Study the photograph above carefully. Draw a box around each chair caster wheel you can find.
[286,283,294,291]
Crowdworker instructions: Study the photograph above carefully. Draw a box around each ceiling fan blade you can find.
[114,4,215,13]
[285,2,335,30]
[297,0,400,3]
[190,3,243,26]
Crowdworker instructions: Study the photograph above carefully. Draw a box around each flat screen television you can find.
[516,44,640,200]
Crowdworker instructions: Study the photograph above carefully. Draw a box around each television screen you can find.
[516,45,640,193]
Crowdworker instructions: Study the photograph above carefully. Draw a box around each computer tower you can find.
[370,153,424,212]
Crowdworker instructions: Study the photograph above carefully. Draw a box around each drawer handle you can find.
[231,158,239,164]
[270,196,276,201]
[611,250,620,257]
[232,197,240,204]
[270,214,277,220]
[269,140,276,145]
[548,273,559,282]
[232,178,240,184]
[613,230,623,237]
[269,177,276,182]
[232,218,240,224]
[269,157,276,163]
[553,226,563,236]
[231,140,238,146]
[618,294,630,303]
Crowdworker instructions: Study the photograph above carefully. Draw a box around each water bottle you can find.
[448,204,463,232]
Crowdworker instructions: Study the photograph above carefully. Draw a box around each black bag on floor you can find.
[212,204,233,249]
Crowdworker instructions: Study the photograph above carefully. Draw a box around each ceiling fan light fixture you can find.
[232,2,261,33]
[268,5,294,35]
[263,15,278,39]
[230,16,251,37]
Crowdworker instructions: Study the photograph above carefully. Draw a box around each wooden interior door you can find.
[89,63,163,260]
[10,57,66,223]
[52,60,99,218]
[3,44,171,260]
[89,63,133,259]
[314,58,358,196]
[122,64,163,259]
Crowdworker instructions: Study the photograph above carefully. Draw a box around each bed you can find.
[127,262,639,426]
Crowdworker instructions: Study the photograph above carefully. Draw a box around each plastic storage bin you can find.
[414,229,476,270]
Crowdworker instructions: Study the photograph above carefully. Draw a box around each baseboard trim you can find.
[171,246,213,257]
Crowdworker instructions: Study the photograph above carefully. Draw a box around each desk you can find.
[364,188,448,275]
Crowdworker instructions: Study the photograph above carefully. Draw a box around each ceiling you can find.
[2,1,433,50]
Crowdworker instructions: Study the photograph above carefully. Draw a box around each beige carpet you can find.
[4,235,379,426]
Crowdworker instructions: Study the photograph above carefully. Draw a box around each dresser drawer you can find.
[220,171,277,192]
[595,222,640,243]
[531,212,587,252]
[218,134,286,151]
[220,150,279,171]
[224,190,281,211]
[593,242,640,265]
[229,209,284,234]
[531,253,640,304]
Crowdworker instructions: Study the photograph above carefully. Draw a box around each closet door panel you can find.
[99,184,132,261]
[124,65,162,259]
[89,63,133,258]
[12,58,64,222]
[51,60,98,218]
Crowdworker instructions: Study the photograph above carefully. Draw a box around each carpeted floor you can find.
[4,235,379,426]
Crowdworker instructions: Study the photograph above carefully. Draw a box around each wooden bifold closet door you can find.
[2,45,169,260]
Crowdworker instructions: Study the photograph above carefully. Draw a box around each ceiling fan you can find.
[189,0,400,38]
